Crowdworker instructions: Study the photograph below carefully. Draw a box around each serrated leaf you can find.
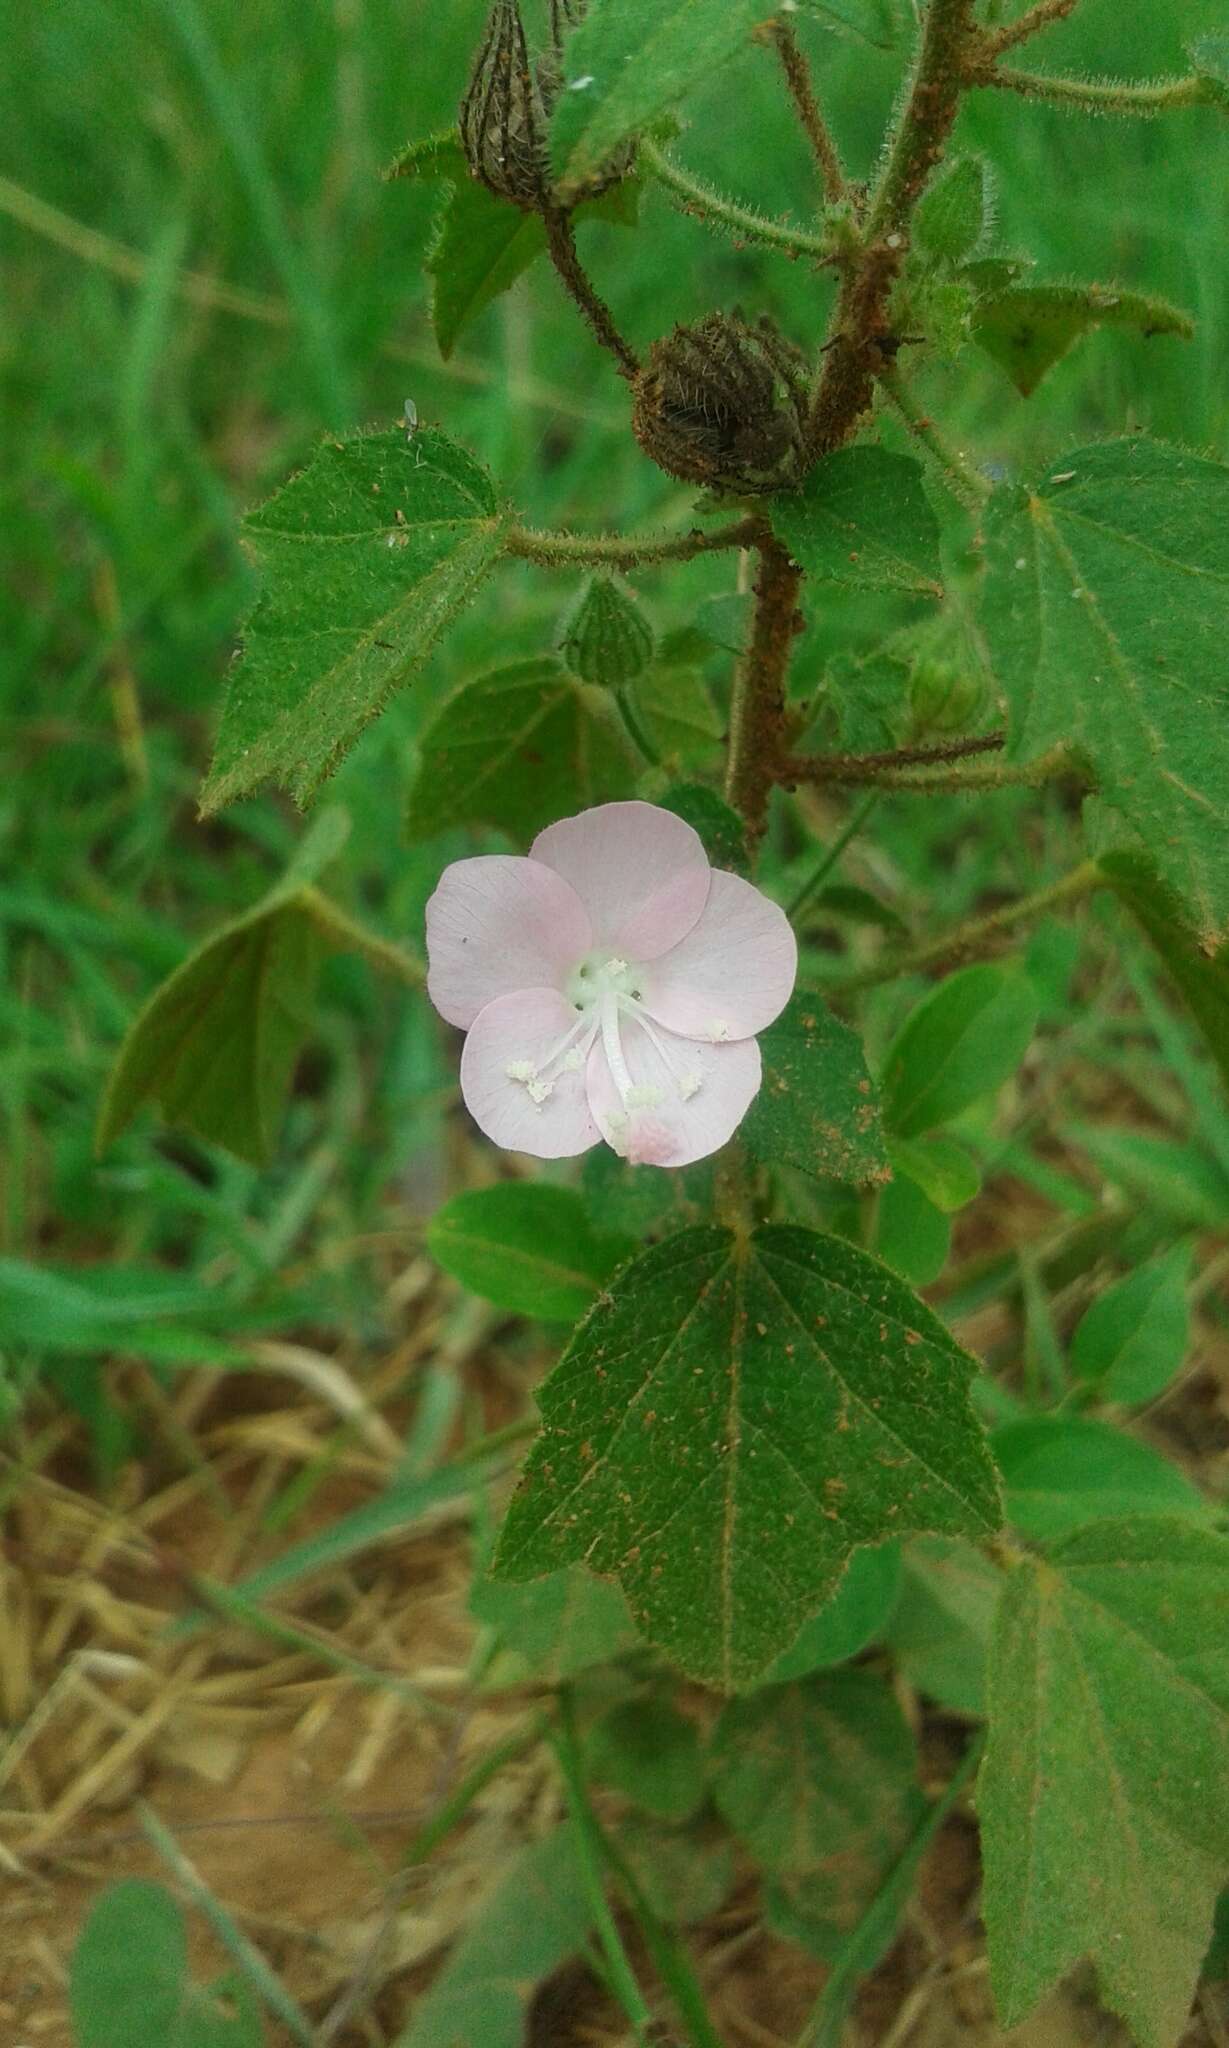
[471,1564,639,1685]
[993,1414,1206,1544]
[1071,1243,1193,1406]
[587,1697,705,1820]
[979,1520,1229,2047]
[1100,850,1229,1093]
[882,964,1039,1138]
[983,439,1229,942]
[202,429,507,813]
[549,0,764,201]
[972,282,1193,397]
[885,1534,1000,1714]
[773,447,944,598]
[915,155,989,267]
[405,656,633,840]
[70,1881,261,2048]
[716,1671,922,1957]
[743,992,890,1188]
[494,1224,1001,1689]
[761,1542,902,1685]
[428,1182,633,1320]
[398,1827,592,2048]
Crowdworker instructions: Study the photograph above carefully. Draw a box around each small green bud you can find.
[909,657,986,735]
[560,575,655,687]
[632,314,810,496]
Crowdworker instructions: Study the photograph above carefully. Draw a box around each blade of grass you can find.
[553,1691,655,2046]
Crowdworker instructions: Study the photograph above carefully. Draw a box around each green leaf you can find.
[428,1183,633,1321]
[761,1542,902,1685]
[1068,1123,1229,1231]
[586,1697,705,1821]
[658,783,749,875]
[202,429,507,813]
[614,1814,735,1926]
[549,0,763,201]
[993,1415,1206,1544]
[915,155,989,267]
[494,1225,1001,1689]
[1070,1243,1193,1406]
[632,664,722,769]
[888,1135,980,1213]
[427,178,640,359]
[1190,35,1229,106]
[0,1260,250,1364]
[581,1144,714,1237]
[70,1881,261,2048]
[981,439,1229,944]
[397,1827,592,2048]
[972,282,1194,397]
[405,656,633,840]
[826,647,912,755]
[1100,850,1229,1094]
[560,573,655,686]
[743,992,890,1188]
[874,1169,951,1288]
[471,1564,640,1685]
[885,1535,1000,1715]
[979,1520,1229,2047]
[384,128,466,182]
[772,447,944,598]
[882,963,1040,1138]
[712,1670,922,1884]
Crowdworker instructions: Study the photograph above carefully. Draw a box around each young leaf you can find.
[992,1414,1206,1543]
[586,1697,705,1821]
[494,1225,1001,1689]
[202,429,507,813]
[971,281,1193,396]
[399,1827,592,2048]
[888,1135,980,1213]
[427,1182,633,1321]
[714,1671,923,1954]
[882,963,1039,1138]
[70,1881,261,2048]
[761,1542,902,1686]
[914,155,989,267]
[885,1534,1001,1715]
[471,1564,640,1685]
[981,439,1229,945]
[549,0,765,201]
[772,447,944,598]
[742,992,890,1188]
[1100,850,1229,1093]
[979,1520,1229,2047]
[559,573,655,687]
[874,1168,951,1288]
[405,656,633,841]
[1070,1243,1193,1406]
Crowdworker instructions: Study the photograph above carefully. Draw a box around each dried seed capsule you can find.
[631,314,811,497]
[560,575,656,688]
[460,0,551,209]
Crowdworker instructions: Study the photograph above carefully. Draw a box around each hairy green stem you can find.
[978,66,1213,115]
[785,739,1073,794]
[638,137,837,262]
[542,206,640,378]
[876,363,991,507]
[771,17,848,205]
[835,859,1103,989]
[788,792,881,917]
[726,538,804,846]
[507,516,763,570]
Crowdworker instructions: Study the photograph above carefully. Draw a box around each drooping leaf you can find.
[993,1414,1206,1544]
[70,1881,262,2048]
[202,429,507,813]
[1100,850,1229,1093]
[586,1697,705,1821]
[716,1671,923,1962]
[885,1534,1000,1715]
[743,993,890,1188]
[1070,1243,1193,1406]
[972,282,1193,396]
[549,0,764,201]
[471,1564,640,1686]
[398,1827,592,2048]
[882,963,1039,1138]
[494,1225,1001,1688]
[428,1183,633,1321]
[914,155,989,267]
[772,447,944,598]
[405,656,633,840]
[981,439,1229,945]
[979,1520,1229,2047]
[761,1543,902,1686]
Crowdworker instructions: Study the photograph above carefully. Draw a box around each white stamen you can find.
[680,1072,702,1101]
[708,1019,732,1042]
[506,1060,536,1082]
[526,1079,553,1106]
[561,1047,584,1073]
[626,1084,664,1110]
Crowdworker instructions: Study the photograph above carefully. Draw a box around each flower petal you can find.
[460,989,601,1159]
[636,870,797,1040]
[426,856,592,1029]
[530,801,710,961]
[586,1014,761,1168]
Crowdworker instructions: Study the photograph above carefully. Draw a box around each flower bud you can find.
[560,575,655,688]
[631,314,811,496]
[460,0,551,209]
[909,656,987,734]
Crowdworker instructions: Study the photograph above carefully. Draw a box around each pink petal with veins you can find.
[636,870,797,1040]
[460,988,601,1159]
[531,801,710,961]
[426,855,591,1029]
[586,1015,762,1168]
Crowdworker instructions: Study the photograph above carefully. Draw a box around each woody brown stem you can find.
[542,206,639,379]
[771,19,848,206]
[725,538,804,847]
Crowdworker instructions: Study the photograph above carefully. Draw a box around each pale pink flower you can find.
[425,801,797,1167]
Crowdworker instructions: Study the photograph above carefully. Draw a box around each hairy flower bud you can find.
[460,0,551,209]
[631,315,811,497]
[560,575,655,688]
